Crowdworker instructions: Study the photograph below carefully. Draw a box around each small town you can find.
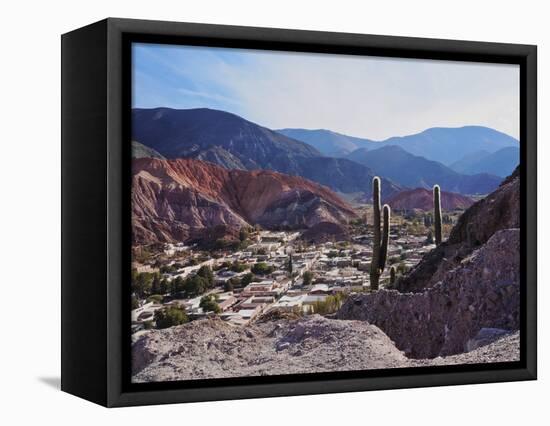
[131,207,459,335]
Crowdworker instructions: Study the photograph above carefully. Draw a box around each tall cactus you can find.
[433,184,442,245]
[380,204,390,268]
[370,177,391,290]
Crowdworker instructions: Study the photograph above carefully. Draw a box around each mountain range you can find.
[278,126,519,167]
[132,108,518,201]
[132,108,400,199]
[277,128,374,157]
[346,145,502,195]
[132,157,357,244]
[449,146,519,177]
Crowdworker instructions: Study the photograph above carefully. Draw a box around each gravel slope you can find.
[132,315,519,383]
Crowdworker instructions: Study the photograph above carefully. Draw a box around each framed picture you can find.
[61,18,537,407]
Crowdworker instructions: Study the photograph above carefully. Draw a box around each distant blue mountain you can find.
[346,145,502,195]
[449,146,519,178]
[278,126,519,166]
[277,128,377,157]
[380,126,518,166]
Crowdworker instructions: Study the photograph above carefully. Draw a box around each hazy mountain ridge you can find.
[449,146,519,177]
[346,145,502,195]
[281,126,518,167]
[277,128,377,157]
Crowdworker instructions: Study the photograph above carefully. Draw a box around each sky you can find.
[132,43,520,140]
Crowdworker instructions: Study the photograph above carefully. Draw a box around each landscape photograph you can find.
[130,43,521,383]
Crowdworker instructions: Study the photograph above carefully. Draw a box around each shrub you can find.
[230,261,247,273]
[309,293,346,315]
[146,294,163,304]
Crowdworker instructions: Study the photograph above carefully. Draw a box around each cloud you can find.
[132,44,519,140]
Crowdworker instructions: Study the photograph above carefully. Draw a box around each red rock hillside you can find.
[132,158,357,244]
[386,188,474,211]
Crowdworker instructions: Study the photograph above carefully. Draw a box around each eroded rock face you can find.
[132,158,357,244]
[337,229,520,358]
[394,167,519,293]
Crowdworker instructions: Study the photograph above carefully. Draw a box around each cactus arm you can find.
[433,184,442,246]
[379,204,391,272]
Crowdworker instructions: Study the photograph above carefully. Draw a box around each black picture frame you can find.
[61,17,537,407]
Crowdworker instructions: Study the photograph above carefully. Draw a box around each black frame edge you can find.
[61,19,109,406]
[523,45,537,380]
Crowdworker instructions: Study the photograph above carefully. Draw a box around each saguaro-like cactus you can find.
[370,177,391,290]
[433,184,442,245]
[389,265,396,285]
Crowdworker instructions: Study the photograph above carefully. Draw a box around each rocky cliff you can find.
[393,166,519,293]
[132,158,357,244]
[337,229,520,358]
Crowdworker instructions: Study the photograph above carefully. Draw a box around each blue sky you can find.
[132,43,520,140]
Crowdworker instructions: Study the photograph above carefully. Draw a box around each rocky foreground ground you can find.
[132,314,519,383]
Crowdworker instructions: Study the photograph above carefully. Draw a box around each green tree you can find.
[302,271,314,286]
[241,273,254,287]
[151,273,161,295]
[171,276,185,295]
[132,272,154,298]
[200,295,221,313]
[251,262,274,275]
[224,280,234,292]
[154,306,188,329]
[159,278,169,295]
[230,261,247,273]
[184,275,208,297]
[197,265,214,288]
